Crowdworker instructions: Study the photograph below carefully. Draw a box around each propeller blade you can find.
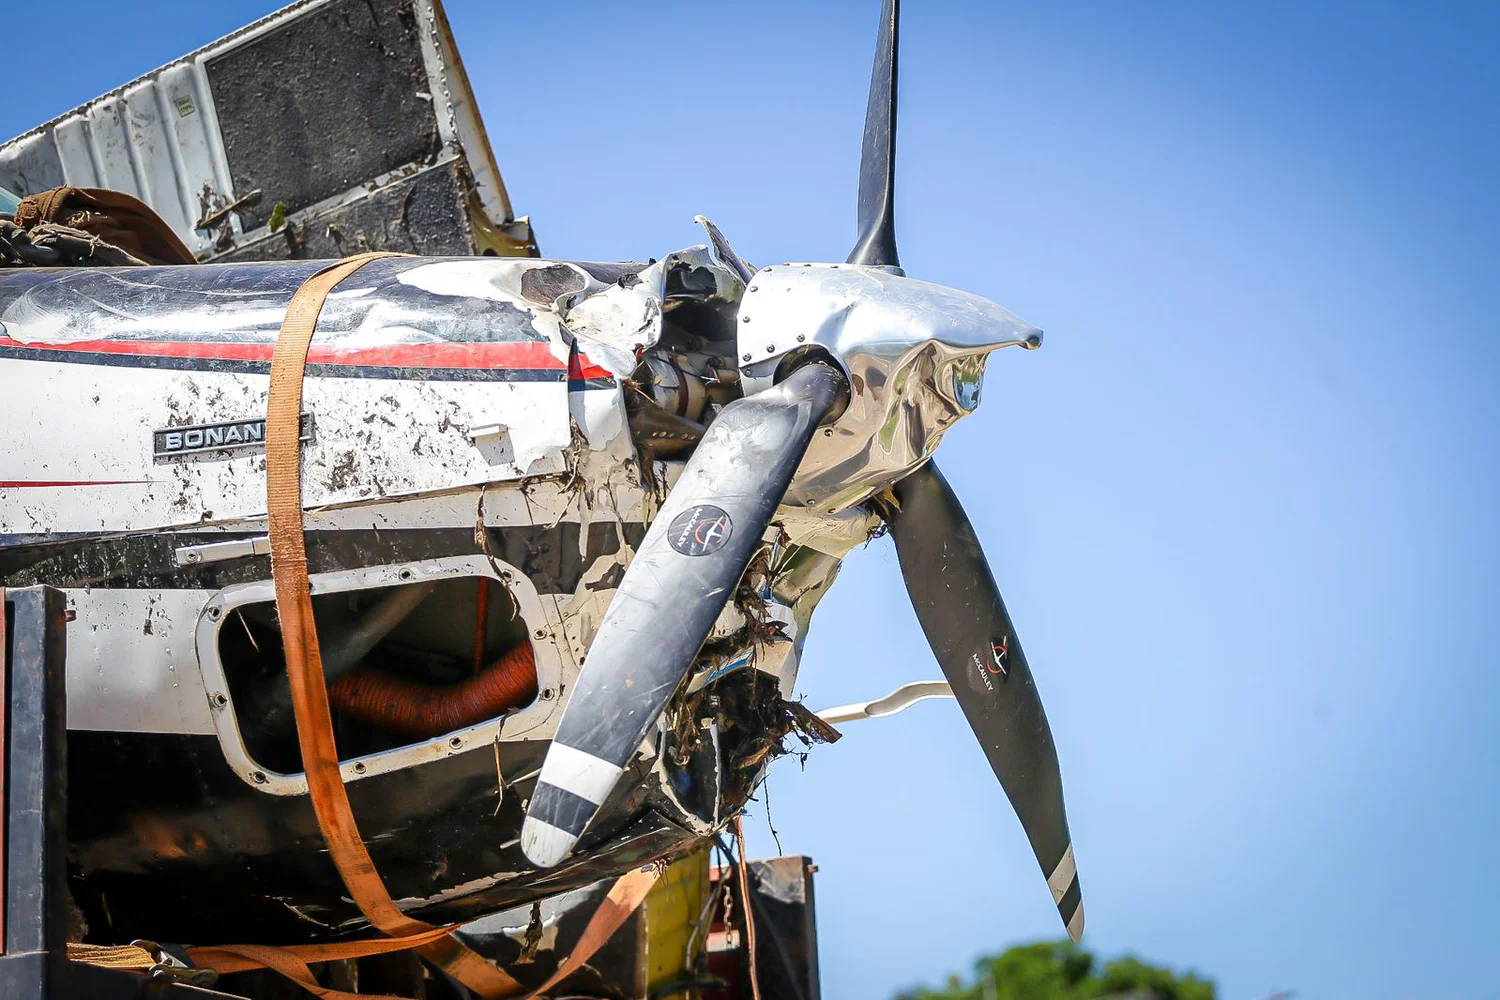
[521,362,847,867]
[848,0,901,268]
[888,460,1084,941]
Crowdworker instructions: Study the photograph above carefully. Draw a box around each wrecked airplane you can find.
[0,0,1082,993]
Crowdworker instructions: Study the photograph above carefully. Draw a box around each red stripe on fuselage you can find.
[0,336,613,380]
[0,481,146,488]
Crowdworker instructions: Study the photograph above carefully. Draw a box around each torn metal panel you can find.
[562,245,746,378]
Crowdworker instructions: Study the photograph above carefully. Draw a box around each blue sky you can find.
[7,2,1498,998]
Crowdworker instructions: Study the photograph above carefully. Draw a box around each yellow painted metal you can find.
[644,845,713,1000]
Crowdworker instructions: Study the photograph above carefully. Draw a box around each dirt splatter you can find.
[324,450,360,492]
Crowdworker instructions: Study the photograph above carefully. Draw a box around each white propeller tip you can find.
[521,816,576,868]
[1067,901,1085,942]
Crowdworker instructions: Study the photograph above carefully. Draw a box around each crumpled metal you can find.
[736,262,1042,512]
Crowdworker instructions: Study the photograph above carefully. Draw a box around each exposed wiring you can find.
[761,776,784,857]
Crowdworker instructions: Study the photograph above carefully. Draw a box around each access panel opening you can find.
[218,574,536,775]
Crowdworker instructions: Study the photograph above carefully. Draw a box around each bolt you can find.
[207,605,222,620]
[449,736,463,749]
[251,771,267,784]
[213,693,228,707]
[353,761,366,774]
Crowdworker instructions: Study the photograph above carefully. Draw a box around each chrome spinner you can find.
[736,262,1043,513]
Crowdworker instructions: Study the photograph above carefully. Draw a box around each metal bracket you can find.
[815,680,953,724]
[133,940,220,989]
[174,536,271,567]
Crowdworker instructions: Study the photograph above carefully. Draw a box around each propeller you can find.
[848,0,901,268]
[523,0,1084,944]
[521,362,846,867]
[888,462,1083,941]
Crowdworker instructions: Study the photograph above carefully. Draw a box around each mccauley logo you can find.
[667,504,734,557]
[989,635,1010,677]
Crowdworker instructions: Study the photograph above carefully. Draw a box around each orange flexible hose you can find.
[328,641,539,740]
[473,576,490,676]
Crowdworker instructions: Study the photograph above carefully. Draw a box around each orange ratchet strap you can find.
[257,252,661,998]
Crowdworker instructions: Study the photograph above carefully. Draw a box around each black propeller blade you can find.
[847,0,900,269]
[521,362,847,867]
[888,461,1084,941]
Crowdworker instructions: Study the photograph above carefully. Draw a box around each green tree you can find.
[892,940,1215,1000]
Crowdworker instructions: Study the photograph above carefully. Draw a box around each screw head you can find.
[748,285,758,292]
[353,761,366,774]
[533,628,546,640]
[741,315,751,323]
[766,345,776,353]
[743,354,752,362]
[796,334,806,342]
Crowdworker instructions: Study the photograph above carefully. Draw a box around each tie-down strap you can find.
[263,252,659,998]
